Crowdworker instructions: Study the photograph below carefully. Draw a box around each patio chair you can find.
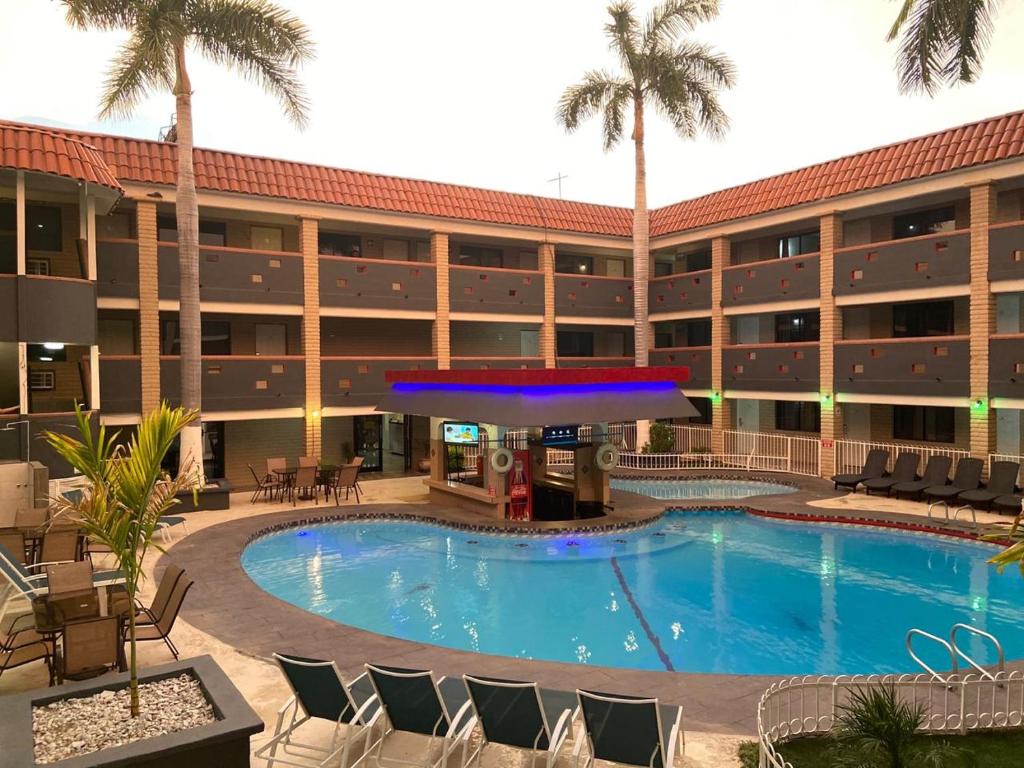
[573,689,685,768]
[290,465,319,507]
[249,463,280,503]
[298,456,319,467]
[862,452,920,496]
[0,530,28,565]
[155,515,189,544]
[360,663,476,768]
[56,616,120,684]
[0,601,49,681]
[37,528,82,566]
[891,455,952,500]
[463,674,577,768]
[0,543,122,614]
[133,564,185,627]
[255,653,382,768]
[132,573,193,660]
[831,449,889,492]
[351,456,365,493]
[268,457,289,501]
[44,561,94,598]
[993,494,1023,515]
[952,461,1021,525]
[329,465,362,505]
[14,507,48,530]
[924,458,984,519]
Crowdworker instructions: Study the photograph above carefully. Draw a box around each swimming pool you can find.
[241,511,1024,675]
[610,477,795,500]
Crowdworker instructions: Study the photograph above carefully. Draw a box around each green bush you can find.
[641,422,675,454]
[736,740,759,768]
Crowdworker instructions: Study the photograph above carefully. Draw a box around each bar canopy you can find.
[376,366,699,427]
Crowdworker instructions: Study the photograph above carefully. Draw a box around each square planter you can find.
[174,480,232,513]
[0,655,263,767]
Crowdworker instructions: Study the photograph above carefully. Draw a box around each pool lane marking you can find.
[609,556,675,672]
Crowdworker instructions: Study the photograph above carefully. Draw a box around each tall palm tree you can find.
[887,0,1001,94]
[557,0,734,449]
[63,0,313,480]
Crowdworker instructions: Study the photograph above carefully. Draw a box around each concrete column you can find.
[80,189,100,410]
[15,171,25,275]
[300,218,321,457]
[432,232,451,370]
[539,242,556,367]
[969,183,996,462]
[819,213,843,478]
[136,200,161,414]
[710,236,731,453]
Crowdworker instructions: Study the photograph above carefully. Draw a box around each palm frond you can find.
[61,0,143,30]
[556,71,633,148]
[944,0,995,85]
[647,43,734,140]
[605,1,641,73]
[642,0,719,54]
[99,29,176,120]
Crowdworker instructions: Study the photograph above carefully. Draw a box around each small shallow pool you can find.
[610,477,795,500]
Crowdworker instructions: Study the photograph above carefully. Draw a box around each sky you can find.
[3,0,1023,209]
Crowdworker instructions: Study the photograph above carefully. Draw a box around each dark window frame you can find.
[893,405,956,443]
[775,401,820,433]
[892,300,955,338]
[893,206,956,240]
[777,231,820,259]
[775,312,820,343]
[555,253,594,275]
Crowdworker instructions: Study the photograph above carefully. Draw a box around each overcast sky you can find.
[4,0,1022,208]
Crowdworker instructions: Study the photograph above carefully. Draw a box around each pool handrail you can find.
[906,628,958,683]
[950,623,1004,680]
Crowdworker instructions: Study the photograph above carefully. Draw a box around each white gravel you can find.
[32,674,216,764]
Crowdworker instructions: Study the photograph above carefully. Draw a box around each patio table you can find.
[273,465,341,501]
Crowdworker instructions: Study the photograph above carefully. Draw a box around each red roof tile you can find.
[0,123,122,193]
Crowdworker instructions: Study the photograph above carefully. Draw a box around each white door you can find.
[520,330,539,357]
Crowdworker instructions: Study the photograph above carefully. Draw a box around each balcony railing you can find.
[158,243,304,305]
[0,274,97,346]
[648,270,711,315]
[834,230,970,297]
[99,355,141,414]
[450,356,545,369]
[554,274,633,318]
[159,356,305,411]
[319,256,436,313]
[723,342,820,392]
[989,335,1024,398]
[96,238,140,298]
[989,221,1024,282]
[834,336,969,397]
[650,347,711,390]
[556,356,634,368]
[322,357,436,408]
[449,266,544,315]
[722,254,820,308]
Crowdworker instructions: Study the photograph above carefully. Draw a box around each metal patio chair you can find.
[573,689,684,768]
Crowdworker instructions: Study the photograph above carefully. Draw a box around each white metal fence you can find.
[989,453,1024,486]
[758,671,1024,768]
[834,439,968,478]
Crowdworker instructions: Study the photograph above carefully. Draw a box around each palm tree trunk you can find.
[127,603,139,717]
[173,42,204,483]
[632,99,651,450]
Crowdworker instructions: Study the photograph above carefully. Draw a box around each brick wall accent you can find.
[223,417,304,489]
[136,200,160,413]
[819,213,843,477]
[300,217,321,456]
[432,232,451,369]
[710,236,731,453]
[969,184,996,462]
[539,242,556,367]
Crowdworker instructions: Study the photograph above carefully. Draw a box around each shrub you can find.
[736,740,759,768]
[641,422,675,454]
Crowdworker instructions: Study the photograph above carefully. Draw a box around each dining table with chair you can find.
[252,455,365,506]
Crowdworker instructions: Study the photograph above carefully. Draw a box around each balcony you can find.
[834,337,969,397]
[834,230,970,298]
[0,275,97,345]
[989,335,1024,398]
[158,244,304,305]
[648,270,711,316]
[650,347,711,390]
[99,356,141,414]
[450,266,543,315]
[97,239,140,299]
[989,222,1024,283]
[722,254,819,309]
[159,356,305,411]
[723,343,819,392]
[319,256,436,313]
[322,357,437,408]
[556,357,634,368]
[554,275,633,318]
[450,356,545,370]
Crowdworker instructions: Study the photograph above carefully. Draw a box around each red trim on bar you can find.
[385,365,691,385]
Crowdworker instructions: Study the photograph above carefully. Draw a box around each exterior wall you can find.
[222,417,304,489]
[321,318,433,356]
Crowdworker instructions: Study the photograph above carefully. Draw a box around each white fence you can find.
[758,671,1024,767]
[989,453,1024,486]
[834,439,968,478]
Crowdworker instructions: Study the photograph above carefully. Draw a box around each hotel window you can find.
[777,231,819,258]
[686,320,712,347]
[893,206,956,240]
[161,319,231,355]
[557,331,594,357]
[555,253,594,274]
[689,397,712,424]
[892,300,954,337]
[26,258,50,276]
[893,405,955,443]
[318,231,361,257]
[775,401,820,433]
[251,225,283,251]
[157,217,227,246]
[775,312,820,343]
[683,250,711,272]
[29,370,56,391]
[458,245,503,268]
[654,260,674,277]
[655,331,674,348]
[26,205,63,251]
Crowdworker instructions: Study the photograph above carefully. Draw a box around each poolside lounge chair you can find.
[573,689,685,768]
[952,461,1021,524]
[255,654,382,768]
[923,458,984,520]
[155,515,188,543]
[132,573,193,659]
[891,455,952,500]
[993,494,1023,515]
[361,664,476,768]
[0,543,123,614]
[862,452,920,496]
[463,675,577,768]
[831,449,889,492]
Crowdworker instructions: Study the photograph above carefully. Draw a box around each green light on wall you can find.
[971,398,987,413]
[710,391,721,404]
[820,392,832,405]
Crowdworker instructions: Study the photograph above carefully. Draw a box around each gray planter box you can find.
[0,655,263,767]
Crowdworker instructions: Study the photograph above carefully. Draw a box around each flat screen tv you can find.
[542,424,579,447]
[442,422,480,445]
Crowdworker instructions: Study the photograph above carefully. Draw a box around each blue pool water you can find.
[241,511,1024,675]
[611,477,795,500]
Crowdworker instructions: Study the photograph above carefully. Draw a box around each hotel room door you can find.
[354,415,383,471]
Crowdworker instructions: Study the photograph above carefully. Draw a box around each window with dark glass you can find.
[684,250,711,272]
[775,312,820,343]
[162,421,225,479]
[655,332,674,349]
[775,401,820,432]
[777,231,820,258]
[892,300,954,337]
[555,253,594,274]
[653,260,674,277]
[26,206,62,251]
[689,397,712,424]
[557,331,594,357]
[458,245,503,268]
[161,319,231,355]
[893,206,956,240]
[893,405,955,443]
[318,231,362,257]
[157,217,227,246]
[686,320,712,347]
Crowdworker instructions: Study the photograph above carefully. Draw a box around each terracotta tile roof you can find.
[0,123,122,193]
[651,109,1024,236]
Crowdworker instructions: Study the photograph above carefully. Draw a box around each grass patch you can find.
[773,731,1024,767]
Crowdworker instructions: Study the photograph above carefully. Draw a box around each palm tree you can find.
[63,0,314,481]
[557,0,734,449]
[887,0,1001,95]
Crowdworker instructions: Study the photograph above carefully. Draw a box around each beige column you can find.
[300,218,321,456]
[80,189,100,410]
[432,232,451,370]
[710,236,731,453]
[539,242,556,367]
[136,200,161,414]
[969,183,996,462]
[819,213,843,478]
[15,172,27,414]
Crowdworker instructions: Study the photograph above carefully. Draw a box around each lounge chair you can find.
[133,573,193,659]
[891,455,952,500]
[831,449,889,492]
[952,461,1021,524]
[155,515,189,543]
[862,452,920,496]
[993,494,1023,515]
[463,675,578,768]
[573,689,685,768]
[255,654,382,768]
[361,664,476,768]
[0,543,123,614]
[924,458,984,519]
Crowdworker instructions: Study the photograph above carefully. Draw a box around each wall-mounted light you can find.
[820,392,832,404]
[311,409,320,420]
[971,398,987,412]
[710,391,721,403]
[43,342,64,351]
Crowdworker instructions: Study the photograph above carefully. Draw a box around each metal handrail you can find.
[906,628,958,682]
[950,623,1004,680]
